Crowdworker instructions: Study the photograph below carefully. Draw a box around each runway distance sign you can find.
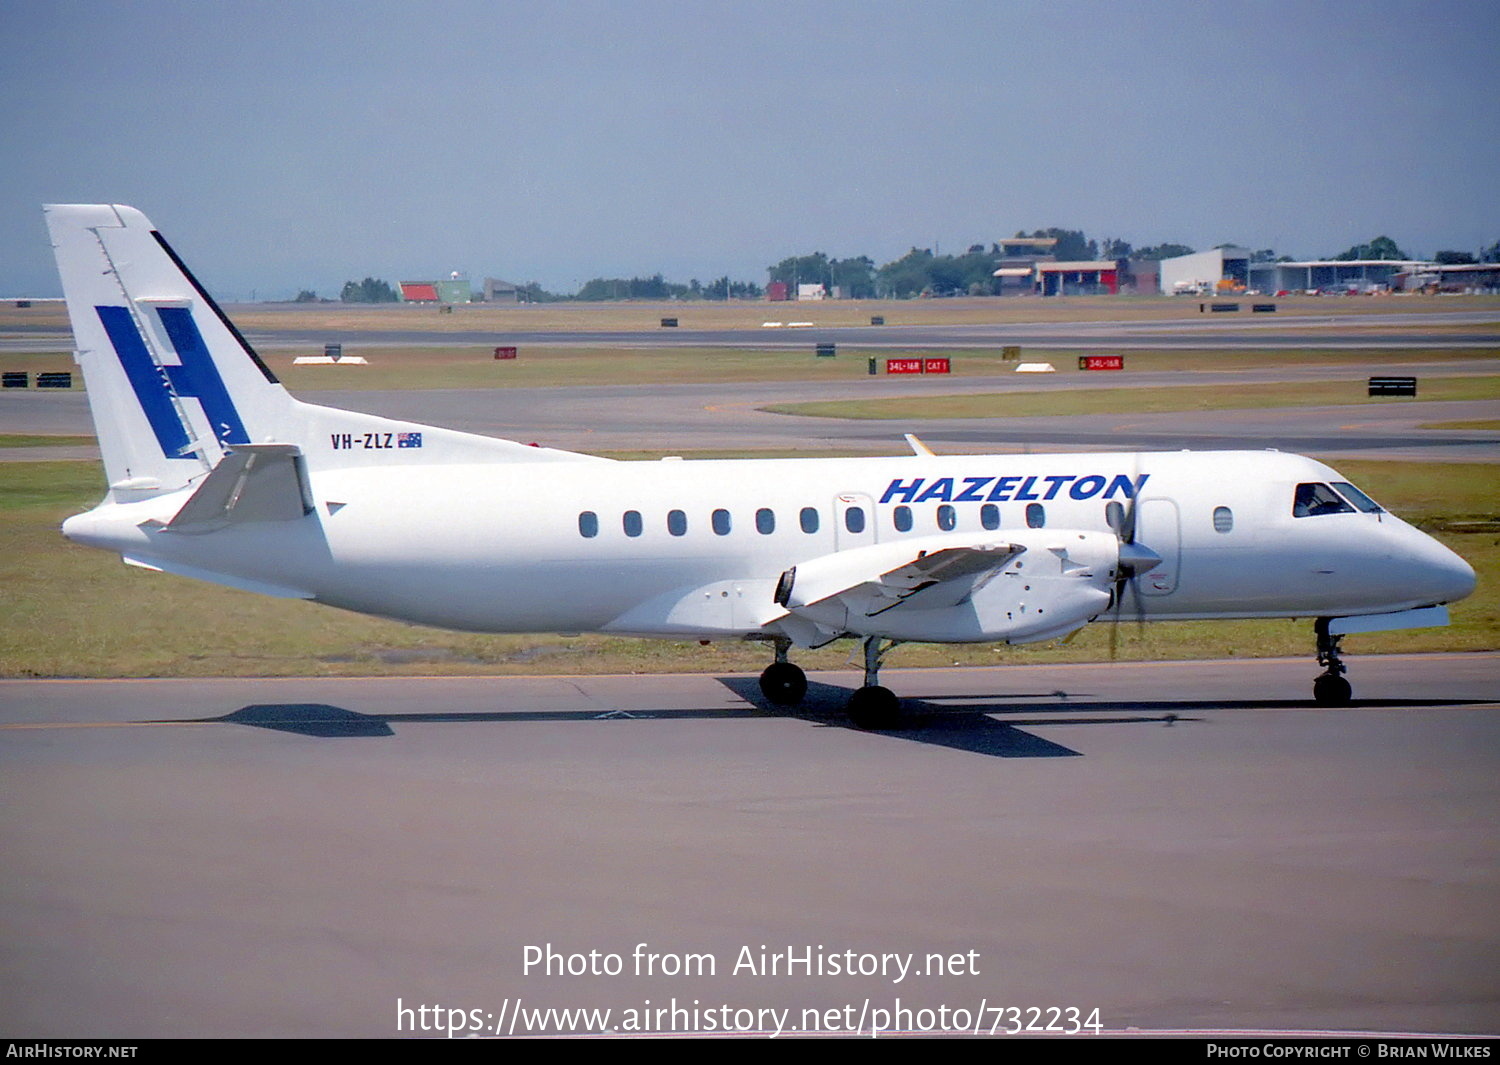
[887,358,951,375]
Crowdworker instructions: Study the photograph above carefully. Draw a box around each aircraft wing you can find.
[778,537,1023,617]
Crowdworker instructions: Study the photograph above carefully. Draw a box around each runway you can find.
[5,307,1498,352]
[305,359,1500,459]
[4,306,1496,460]
[236,312,1500,351]
[3,358,1498,461]
[2,655,1497,1037]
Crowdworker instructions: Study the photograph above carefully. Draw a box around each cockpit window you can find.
[1293,482,1355,518]
[1331,481,1384,513]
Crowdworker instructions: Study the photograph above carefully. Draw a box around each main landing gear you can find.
[756,635,905,730]
[846,636,903,730]
[758,637,808,706]
[1313,618,1353,706]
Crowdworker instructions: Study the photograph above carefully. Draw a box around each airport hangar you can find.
[1156,246,1437,295]
[989,245,1438,298]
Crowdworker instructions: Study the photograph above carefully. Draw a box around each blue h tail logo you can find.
[96,305,248,459]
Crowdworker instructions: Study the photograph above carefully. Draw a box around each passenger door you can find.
[1136,497,1181,596]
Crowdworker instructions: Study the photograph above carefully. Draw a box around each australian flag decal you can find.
[397,432,423,449]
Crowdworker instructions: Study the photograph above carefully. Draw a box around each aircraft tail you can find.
[46,204,299,500]
[46,204,606,504]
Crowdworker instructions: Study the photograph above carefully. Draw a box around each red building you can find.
[1033,261,1119,296]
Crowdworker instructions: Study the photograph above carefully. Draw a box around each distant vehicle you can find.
[45,204,1476,726]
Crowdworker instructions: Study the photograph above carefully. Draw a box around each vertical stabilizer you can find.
[45,204,297,500]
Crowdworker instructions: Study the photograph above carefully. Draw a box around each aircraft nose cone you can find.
[1406,530,1476,605]
[1434,546,1477,604]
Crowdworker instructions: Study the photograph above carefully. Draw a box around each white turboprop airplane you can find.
[46,204,1476,727]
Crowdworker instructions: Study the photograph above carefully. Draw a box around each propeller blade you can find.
[1110,451,1148,657]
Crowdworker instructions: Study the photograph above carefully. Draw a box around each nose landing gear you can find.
[1313,619,1353,706]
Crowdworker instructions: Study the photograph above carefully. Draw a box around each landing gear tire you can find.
[1313,619,1352,706]
[1313,674,1352,706]
[759,661,808,706]
[847,685,901,730]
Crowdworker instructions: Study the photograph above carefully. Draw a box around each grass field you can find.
[766,376,1500,420]
[1420,420,1500,431]
[0,435,95,448]
[1,456,1493,679]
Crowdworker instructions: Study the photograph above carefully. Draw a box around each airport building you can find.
[991,237,1057,294]
[1122,258,1160,294]
[1250,259,1435,294]
[1391,262,1500,293]
[1157,248,1437,295]
[1158,247,1250,294]
[1033,261,1120,296]
[484,278,521,303]
[987,237,1119,296]
[399,277,472,303]
[398,281,437,302]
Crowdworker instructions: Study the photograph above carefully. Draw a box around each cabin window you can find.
[623,510,643,537]
[755,508,775,534]
[667,509,687,536]
[712,508,732,535]
[1293,482,1353,518]
[981,503,1000,530]
[1331,481,1384,513]
[937,504,956,531]
[578,511,599,538]
[893,505,912,532]
[1026,503,1046,528]
[800,507,820,534]
[845,506,866,534]
[1212,506,1233,533]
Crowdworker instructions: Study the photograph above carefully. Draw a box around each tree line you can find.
[319,231,1499,302]
[574,274,763,301]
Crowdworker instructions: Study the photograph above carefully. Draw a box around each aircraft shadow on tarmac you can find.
[177,686,1490,757]
[173,679,1204,759]
[718,677,1185,758]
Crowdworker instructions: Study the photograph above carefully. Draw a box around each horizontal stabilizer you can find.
[165,444,313,532]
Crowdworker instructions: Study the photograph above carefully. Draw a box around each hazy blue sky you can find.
[3,0,1497,298]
